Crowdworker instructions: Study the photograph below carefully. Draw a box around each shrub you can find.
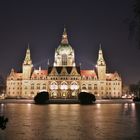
[34,91,49,104]
[133,97,140,102]
[78,92,96,104]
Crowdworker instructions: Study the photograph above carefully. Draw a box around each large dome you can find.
[56,44,73,55]
[53,28,75,67]
[56,28,73,55]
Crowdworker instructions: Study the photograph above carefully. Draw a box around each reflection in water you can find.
[0,103,140,140]
[96,103,101,108]
[0,104,5,115]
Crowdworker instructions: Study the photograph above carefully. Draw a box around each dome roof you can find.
[56,28,73,55]
[57,44,73,55]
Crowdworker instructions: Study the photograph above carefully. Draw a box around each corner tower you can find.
[97,44,106,80]
[53,28,75,67]
[22,46,33,79]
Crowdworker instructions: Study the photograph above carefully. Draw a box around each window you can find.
[60,82,68,90]
[62,54,67,65]
[31,84,34,90]
[82,84,86,90]
[43,84,46,89]
[94,92,97,95]
[71,82,79,90]
[88,84,92,90]
[37,84,40,90]
[31,92,34,95]
[50,82,58,90]
[94,84,97,90]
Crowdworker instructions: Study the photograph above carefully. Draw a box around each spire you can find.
[47,59,50,66]
[97,44,106,66]
[99,43,102,50]
[24,47,32,65]
[61,27,69,45]
[27,43,30,50]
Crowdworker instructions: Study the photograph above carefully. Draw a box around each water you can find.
[0,103,140,140]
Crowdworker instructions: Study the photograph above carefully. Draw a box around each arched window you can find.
[50,82,58,90]
[31,83,34,89]
[82,84,86,90]
[37,83,40,90]
[43,83,46,89]
[62,54,67,65]
[88,84,92,90]
[70,82,79,90]
[60,82,68,90]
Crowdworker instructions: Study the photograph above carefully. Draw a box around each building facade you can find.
[6,28,122,99]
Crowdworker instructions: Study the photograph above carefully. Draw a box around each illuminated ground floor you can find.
[49,89,79,99]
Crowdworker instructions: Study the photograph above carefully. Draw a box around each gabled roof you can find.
[48,66,80,75]
[106,72,121,80]
[7,69,22,80]
[15,73,22,80]
[81,70,97,77]
[31,70,48,78]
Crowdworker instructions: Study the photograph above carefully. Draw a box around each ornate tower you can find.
[97,44,106,80]
[53,28,75,67]
[22,46,33,79]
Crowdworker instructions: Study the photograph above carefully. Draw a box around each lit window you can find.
[62,54,67,65]
[60,82,68,90]
[50,82,58,90]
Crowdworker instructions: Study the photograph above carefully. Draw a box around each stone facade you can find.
[6,28,122,99]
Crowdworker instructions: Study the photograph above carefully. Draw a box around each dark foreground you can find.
[0,102,140,140]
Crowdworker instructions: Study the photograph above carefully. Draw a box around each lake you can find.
[0,103,140,140]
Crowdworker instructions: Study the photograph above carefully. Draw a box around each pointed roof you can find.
[99,43,102,50]
[48,66,80,75]
[97,43,106,65]
[61,27,69,45]
[56,28,73,55]
[23,46,32,65]
[99,43,103,55]
[25,47,31,60]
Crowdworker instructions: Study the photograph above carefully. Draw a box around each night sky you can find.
[0,0,139,85]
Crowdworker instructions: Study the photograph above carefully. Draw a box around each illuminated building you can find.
[6,28,122,99]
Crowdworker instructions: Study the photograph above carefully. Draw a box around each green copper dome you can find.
[56,44,73,55]
[56,28,73,55]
